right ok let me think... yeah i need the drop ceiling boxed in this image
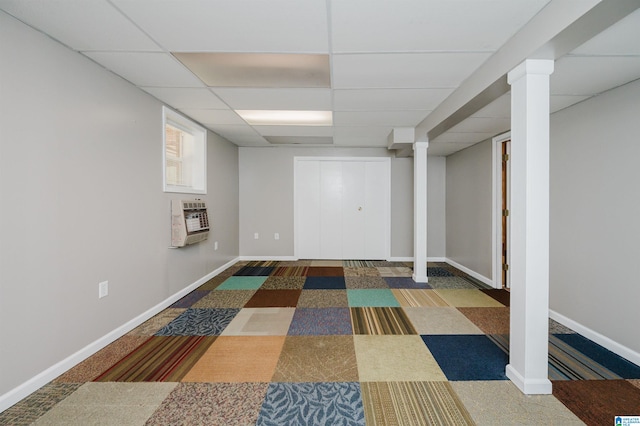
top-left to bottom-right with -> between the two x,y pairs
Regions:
1,0 -> 639,156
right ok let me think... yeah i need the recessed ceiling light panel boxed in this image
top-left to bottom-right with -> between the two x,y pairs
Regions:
237,110 -> 332,126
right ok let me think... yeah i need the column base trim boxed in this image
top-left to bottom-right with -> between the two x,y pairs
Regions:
505,364 -> 553,395
412,274 -> 428,283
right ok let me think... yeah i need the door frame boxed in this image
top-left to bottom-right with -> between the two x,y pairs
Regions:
492,132 -> 511,289
293,156 -> 391,260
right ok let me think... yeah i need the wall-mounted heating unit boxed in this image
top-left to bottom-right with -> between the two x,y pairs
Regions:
171,200 -> 210,247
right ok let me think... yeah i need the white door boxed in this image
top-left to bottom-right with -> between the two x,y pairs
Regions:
295,158 -> 390,260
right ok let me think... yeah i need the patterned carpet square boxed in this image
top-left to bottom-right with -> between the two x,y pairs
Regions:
155,309 -> 239,336
457,307 -> 510,334
354,335 -> 446,382
191,290 -> 256,309
384,277 -> 431,289
344,267 -> 381,277
147,383 -> 269,426
391,289 -> 449,307
307,266 -> 345,276
94,336 -> 216,382
260,276 -> 306,290
361,381 -> 475,426
426,277 -> 478,289
303,276 -> 346,289
345,276 -> 389,289
215,276 -> 268,290
257,382 -> 365,426
181,336 -> 286,382
427,267 -> 454,277
288,307 -> 353,335
350,307 -> 417,335
347,289 -> 400,307
297,289 -> 349,307
221,308 -> 295,336
377,267 -> 413,277
343,260 -> 377,267
244,289 -> 302,308
404,307 -> 483,335
270,266 -> 309,277
272,335 -> 359,382
422,335 -> 509,381
552,380 -> 640,426
169,290 -> 209,308
0,383 -> 82,425
234,266 -> 275,276
127,309 -> 186,336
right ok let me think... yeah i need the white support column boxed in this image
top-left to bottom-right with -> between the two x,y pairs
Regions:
506,59 -> 554,394
413,141 -> 428,283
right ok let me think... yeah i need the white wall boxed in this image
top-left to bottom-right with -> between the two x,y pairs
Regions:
550,78 -> 640,355
445,140 -> 493,279
0,12 -> 239,399
239,147 -> 446,259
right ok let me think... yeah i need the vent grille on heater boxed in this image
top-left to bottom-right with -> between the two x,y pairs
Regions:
171,200 -> 210,247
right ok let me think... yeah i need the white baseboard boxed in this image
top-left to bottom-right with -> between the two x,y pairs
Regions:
0,257 -> 239,413
549,309 -> 640,367
387,257 -> 447,262
444,258 -> 494,287
238,256 -> 298,261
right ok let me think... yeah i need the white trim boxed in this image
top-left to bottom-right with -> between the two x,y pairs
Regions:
238,256 -> 298,261
506,365 -> 552,394
492,131 -> 511,290
549,309 -> 640,367
0,257 -> 239,413
445,258 -> 493,287
387,257 -> 446,262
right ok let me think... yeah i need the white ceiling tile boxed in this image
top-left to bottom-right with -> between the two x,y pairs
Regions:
471,93 -> 510,118
332,53 -> 491,89
213,88 -> 332,110
428,142 -> 476,156
225,136 -> 271,147
207,124 -> 261,139
179,109 -> 246,125
0,0 -> 160,51
142,88 -> 228,109
572,9 -> 640,56
252,126 -> 333,137
265,136 -> 333,145
447,117 -> 511,134
83,52 -> 204,87
552,56 -> 640,95
334,88 -> 452,111
334,111 -> 429,127
333,126 -> 392,146
430,132 -> 496,144
331,0 -> 550,53
110,0 -> 329,52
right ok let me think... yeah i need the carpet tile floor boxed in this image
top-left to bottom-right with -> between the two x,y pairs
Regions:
2,260 -> 640,425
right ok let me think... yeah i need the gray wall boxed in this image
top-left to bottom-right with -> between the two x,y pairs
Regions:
550,78 -> 640,354
239,147 -> 446,259
0,12 -> 239,396
445,140 -> 493,279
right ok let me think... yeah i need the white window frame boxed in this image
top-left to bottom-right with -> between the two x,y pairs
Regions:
162,106 -> 207,194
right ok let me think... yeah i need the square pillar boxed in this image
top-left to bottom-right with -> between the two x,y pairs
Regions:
506,59 -> 554,394
413,141 -> 428,283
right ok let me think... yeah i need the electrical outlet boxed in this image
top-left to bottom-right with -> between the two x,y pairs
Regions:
254,233 -> 259,240
214,241 -> 219,250
274,233 -> 280,240
98,281 -> 109,299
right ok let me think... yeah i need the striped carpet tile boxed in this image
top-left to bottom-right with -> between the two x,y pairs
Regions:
94,336 -> 215,382
246,261 -> 280,267
487,334 -> 621,380
350,307 -> 417,335
361,381 -> 475,426
343,260 -> 376,267
270,266 -> 309,277
391,289 -> 449,307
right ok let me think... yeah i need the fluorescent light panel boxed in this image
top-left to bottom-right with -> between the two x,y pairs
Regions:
238,110 -> 332,126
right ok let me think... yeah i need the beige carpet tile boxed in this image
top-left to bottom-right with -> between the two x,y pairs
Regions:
391,289 -> 450,307
126,309 -> 186,336
354,335 -> 446,382
451,381 -> 584,425
433,289 -> 505,307
190,290 -> 256,308
260,276 -> 306,290
361,381 -> 475,426
181,336 -> 285,383
345,276 -> 389,289
146,382 -> 268,425
297,289 -> 349,307
0,383 -> 82,426
549,319 -> 576,334
344,267 -> 381,277
32,382 -> 176,426
197,275 -> 228,291
55,335 -> 149,382
457,307 -> 510,334
221,308 -> 295,336
629,379 -> 640,389
426,276 -> 479,289
272,335 -> 359,382
377,266 -> 413,277
404,307 -> 484,335
351,307 -> 417,335
310,260 -> 343,267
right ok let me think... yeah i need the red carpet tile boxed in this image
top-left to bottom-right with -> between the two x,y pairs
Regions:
244,289 -> 302,308
307,267 -> 344,277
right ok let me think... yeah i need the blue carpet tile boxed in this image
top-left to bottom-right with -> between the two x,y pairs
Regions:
427,267 -> 454,277
257,382 -> 365,426
169,290 -> 209,308
216,276 -> 268,290
347,289 -> 400,307
234,266 -> 275,276
303,276 -> 347,289
383,277 -> 431,289
287,308 -> 353,335
155,308 -> 239,336
422,334 -> 509,381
